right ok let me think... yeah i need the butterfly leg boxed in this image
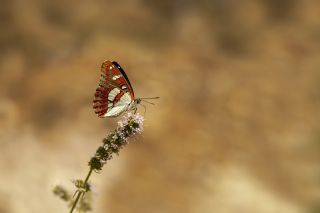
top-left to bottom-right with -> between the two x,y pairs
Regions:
140,104 -> 147,116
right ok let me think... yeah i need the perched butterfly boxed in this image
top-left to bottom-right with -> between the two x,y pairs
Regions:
93,60 -> 159,117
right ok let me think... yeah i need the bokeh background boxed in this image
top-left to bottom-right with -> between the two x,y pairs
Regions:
0,0 -> 320,212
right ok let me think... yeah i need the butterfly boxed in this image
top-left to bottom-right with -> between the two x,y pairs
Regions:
93,60 -> 159,117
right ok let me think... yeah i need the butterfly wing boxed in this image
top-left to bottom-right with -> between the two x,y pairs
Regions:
93,61 -> 135,117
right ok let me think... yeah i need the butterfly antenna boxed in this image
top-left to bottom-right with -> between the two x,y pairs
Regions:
142,99 -> 155,105
141,97 -> 160,100
140,97 -> 159,105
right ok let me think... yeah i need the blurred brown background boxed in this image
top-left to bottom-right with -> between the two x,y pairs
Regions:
0,0 -> 320,212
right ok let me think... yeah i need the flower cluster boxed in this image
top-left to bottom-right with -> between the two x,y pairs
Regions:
89,113 -> 144,172
54,113 -> 145,213
53,185 -> 71,202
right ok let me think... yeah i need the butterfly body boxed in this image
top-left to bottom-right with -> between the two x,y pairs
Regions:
93,61 -> 147,117
93,60 -> 158,118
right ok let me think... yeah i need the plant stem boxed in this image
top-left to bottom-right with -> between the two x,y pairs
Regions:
69,168 -> 93,213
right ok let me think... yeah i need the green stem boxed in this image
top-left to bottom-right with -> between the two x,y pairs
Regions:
69,168 -> 93,213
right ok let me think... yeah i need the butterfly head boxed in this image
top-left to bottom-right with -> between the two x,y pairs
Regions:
131,97 -> 159,115
135,98 -> 142,105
